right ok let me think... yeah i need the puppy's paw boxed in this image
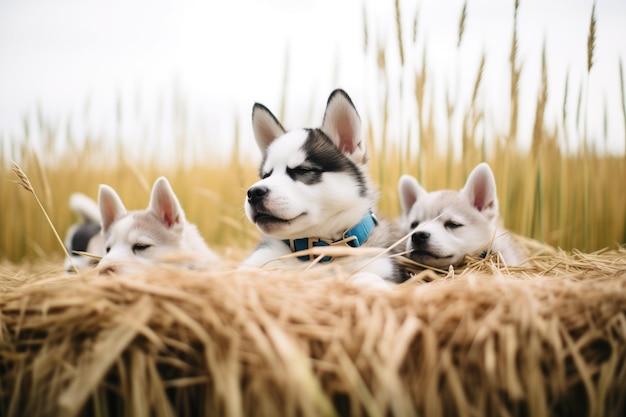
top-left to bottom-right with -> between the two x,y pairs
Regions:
348,272 -> 393,291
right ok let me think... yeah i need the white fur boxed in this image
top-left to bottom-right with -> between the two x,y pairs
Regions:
398,163 -> 525,268
97,177 -> 219,272
69,193 -> 101,224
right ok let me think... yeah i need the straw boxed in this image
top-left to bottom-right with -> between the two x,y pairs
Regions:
0,242 -> 625,417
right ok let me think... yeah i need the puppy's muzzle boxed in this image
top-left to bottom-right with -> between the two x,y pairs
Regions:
247,186 -> 269,205
411,231 -> 430,246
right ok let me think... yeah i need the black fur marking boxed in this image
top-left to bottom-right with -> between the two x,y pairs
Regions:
300,129 -> 368,196
71,222 -> 101,252
286,164 -> 323,184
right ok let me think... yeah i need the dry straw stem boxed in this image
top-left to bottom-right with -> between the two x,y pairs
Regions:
393,0 -> 404,67
457,1 -> 467,48
587,2 -> 597,73
508,0 -> 521,143
619,59 -> 626,148
9,161 -> 78,273
411,6 -> 419,44
531,43 -> 548,156
0,244 -> 625,417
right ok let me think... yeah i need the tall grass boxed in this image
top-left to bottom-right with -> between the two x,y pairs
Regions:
0,1 -> 624,263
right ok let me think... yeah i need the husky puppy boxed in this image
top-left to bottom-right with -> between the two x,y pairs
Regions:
64,193 -> 103,272
242,89 -> 405,283
97,177 -> 219,272
398,163 -> 525,269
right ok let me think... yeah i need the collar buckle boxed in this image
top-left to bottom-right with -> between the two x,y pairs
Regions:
284,211 -> 378,262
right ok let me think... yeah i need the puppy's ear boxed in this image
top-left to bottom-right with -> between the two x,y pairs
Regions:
321,89 -> 366,164
148,177 -> 185,231
252,103 -> 286,155
461,163 -> 499,218
98,185 -> 127,233
398,175 -> 426,215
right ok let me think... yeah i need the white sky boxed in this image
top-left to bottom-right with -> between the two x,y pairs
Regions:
0,0 -> 624,161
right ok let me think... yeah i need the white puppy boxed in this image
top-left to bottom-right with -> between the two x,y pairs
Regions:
398,163 -> 525,268
98,177 -> 219,272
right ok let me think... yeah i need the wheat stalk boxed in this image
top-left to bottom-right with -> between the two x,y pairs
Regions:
393,0 -> 405,67
583,2 -> 597,152
10,161 -> 78,273
576,81 -> 584,139
531,42 -> 548,156
412,6 -> 420,44
562,70 -> 570,150
619,59 -> 626,150
457,1 -> 467,48
508,0 -> 520,143
587,3 -> 596,74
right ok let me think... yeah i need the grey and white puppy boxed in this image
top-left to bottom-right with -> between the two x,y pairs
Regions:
398,163 -> 525,268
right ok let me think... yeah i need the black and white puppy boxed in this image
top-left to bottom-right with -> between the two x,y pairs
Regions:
242,89 -> 405,284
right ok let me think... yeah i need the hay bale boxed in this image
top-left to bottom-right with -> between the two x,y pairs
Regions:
1,247 -> 625,417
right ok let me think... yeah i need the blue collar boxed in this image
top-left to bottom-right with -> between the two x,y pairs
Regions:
283,212 -> 378,262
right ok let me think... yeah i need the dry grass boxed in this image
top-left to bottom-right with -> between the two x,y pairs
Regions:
0,243 -> 625,417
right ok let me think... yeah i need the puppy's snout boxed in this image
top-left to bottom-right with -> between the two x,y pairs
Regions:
247,186 -> 269,204
411,231 -> 430,245
99,265 -> 117,275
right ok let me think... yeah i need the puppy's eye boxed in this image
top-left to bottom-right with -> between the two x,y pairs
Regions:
105,247 -> 111,254
260,169 -> 273,179
445,221 -> 463,229
287,166 -> 318,177
132,243 -> 152,253
410,221 -> 420,229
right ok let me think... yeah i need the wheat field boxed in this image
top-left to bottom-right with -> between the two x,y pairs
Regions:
0,2 -> 624,262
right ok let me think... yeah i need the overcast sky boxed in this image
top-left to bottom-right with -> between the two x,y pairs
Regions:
0,0 -> 624,160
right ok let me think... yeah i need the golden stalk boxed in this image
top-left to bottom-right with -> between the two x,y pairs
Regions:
10,161 -> 79,273
508,0 -> 520,143
619,59 -> 626,149
412,6 -> 420,44
457,1 -> 467,48
587,3 -> 596,74
393,0 -> 405,66
562,70 -> 569,150
531,42 -> 548,157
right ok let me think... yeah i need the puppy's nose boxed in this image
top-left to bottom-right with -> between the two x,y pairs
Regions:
247,186 -> 269,204
99,265 -> 117,275
411,231 -> 430,245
